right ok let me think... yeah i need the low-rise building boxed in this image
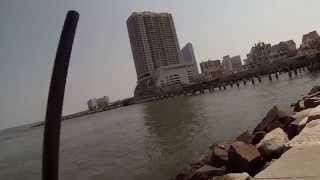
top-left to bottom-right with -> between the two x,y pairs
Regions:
154,64 -> 197,89
298,31 -> 320,56
200,60 -> 223,81
222,55 -> 232,72
269,40 -> 297,62
301,31 -> 320,49
193,73 -> 209,83
230,55 -> 242,72
222,55 -> 242,74
246,42 -> 271,65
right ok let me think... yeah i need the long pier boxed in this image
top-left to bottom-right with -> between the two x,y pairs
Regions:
152,53 -> 320,100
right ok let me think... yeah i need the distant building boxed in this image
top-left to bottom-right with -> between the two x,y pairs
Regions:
301,31 -> 320,49
87,96 -> 109,111
200,60 -> 223,81
269,40 -> 297,62
299,31 -> 320,56
222,55 -> 242,73
230,55 -> 242,72
181,43 -> 197,64
127,11 -> 182,96
284,40 -> 298,56
246,42 -> 271,66
87,98 -> 98,111
193,73 -> 208,83
238,64 -> 252,72
222,55 -> 232,72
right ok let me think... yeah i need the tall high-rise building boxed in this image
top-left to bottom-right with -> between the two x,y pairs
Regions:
127,12 -> 181,82
127,11 -> 183,96
181,42 -> 199,74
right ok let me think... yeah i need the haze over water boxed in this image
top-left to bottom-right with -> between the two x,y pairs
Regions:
1,72 -> 320,180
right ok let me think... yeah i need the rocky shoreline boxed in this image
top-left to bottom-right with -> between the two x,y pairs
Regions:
173,86 -> 320,180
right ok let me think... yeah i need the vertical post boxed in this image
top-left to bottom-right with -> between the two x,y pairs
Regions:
42,11 -> 79,180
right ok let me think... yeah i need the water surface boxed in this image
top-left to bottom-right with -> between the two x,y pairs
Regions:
1,72 -> 320,180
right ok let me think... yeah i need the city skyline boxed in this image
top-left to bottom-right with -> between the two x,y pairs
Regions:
2,0 -> 320,129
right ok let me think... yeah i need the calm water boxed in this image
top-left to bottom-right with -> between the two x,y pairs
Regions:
1,72 -> 320,180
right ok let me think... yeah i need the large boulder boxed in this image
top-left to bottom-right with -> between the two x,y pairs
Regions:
251,131 -> 266,145
210,144 -> 230,167
213,173 -> 252,180
257,128 -> 289,160
288,119 -> 320,147
285,108 -> 313,139
235,131 -> 253,144
253,106 -> 294,134
304,97 -> 320,109
292,100 -> 304,112
292,108 -> 313,121
190,165 -> 226,180
227,141 -> 264,175
285,117 -> 308,139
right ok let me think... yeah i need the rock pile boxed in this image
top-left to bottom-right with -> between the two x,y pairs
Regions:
173,86 -> 320,180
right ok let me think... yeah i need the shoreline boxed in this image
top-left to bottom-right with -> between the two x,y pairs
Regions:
61,69 -> 315,122
173,86 -> 320,180
61,53 -> 320,122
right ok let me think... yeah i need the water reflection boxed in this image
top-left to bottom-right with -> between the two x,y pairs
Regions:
143,97 -> 202,178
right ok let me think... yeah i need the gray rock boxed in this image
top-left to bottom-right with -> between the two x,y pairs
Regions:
228,141 -> 264,175
304,97 -> 320,109
257,128 -> 289,160
307,105 -> 320,122
292,108 -> 312,121
213,172 -> 252,180
251,131 -> 266,145
285,116 -> 308,139
288,119 -> 320,147
293,100 -> 305,112
284,108 -> 313,139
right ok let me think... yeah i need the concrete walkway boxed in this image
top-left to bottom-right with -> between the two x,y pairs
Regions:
255,145 -> 320,179
255,119 -> 320,179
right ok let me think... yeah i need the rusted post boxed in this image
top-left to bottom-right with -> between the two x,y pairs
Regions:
42,11 -> 79,180
288,70 -> 292,78
251,78 -> 255,85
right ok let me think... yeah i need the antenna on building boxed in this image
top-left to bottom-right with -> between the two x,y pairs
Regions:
42,10 -> 79,180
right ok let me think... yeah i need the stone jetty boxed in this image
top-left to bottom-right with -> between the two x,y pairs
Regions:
173,86 -> 320,180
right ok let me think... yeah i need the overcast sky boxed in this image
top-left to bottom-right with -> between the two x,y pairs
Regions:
1,0 -> 320,130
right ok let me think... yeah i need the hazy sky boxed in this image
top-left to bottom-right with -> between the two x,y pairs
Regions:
1,0 -> 320,130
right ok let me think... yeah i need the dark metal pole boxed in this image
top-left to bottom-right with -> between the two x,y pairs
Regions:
42,11 -> 79,180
